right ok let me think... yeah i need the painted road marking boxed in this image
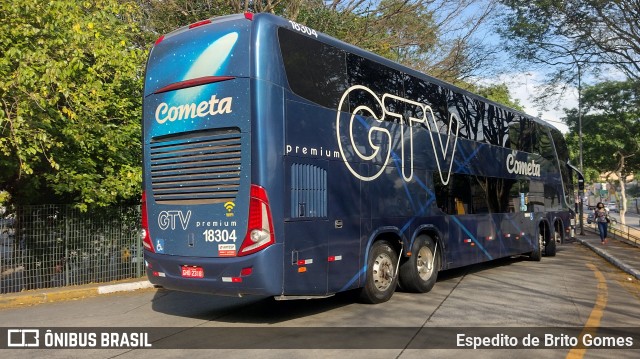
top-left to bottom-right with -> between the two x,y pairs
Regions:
566,263 -> 608,359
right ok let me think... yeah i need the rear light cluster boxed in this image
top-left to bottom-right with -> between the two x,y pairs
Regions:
140,185 -> 275,256
189,19 -> 212,29
238,185 -> 275,256
153,76 -> 235,95
141,191 -> 155,253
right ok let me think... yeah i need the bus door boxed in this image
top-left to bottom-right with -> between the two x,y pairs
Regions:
326,162 -> 366,294
283,158 -> 330,295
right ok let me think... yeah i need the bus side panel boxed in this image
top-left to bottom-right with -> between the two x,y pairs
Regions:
281,98 -> 363,296
282,156 -> 329,296
477,214 -> 501,259
281,151 -> 364,296
326,160 -> 364,294
499,213 -> 531,255
282,221 -> 329,295
446,215 -> 480,268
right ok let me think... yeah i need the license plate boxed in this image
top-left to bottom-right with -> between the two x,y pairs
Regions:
181,266 -> 204,278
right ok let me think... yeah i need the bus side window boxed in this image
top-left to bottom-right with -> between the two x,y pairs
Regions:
454,198 -> 466,215
509,179 -> 531,213
434,173 -> 472,215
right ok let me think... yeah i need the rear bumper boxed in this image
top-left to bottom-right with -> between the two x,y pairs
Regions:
144,243 -> 283,297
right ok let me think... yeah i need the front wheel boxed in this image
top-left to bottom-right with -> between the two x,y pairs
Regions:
359,240 -> 398,304
399,235 -> 440,293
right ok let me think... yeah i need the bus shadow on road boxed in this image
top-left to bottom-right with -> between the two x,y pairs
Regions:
435,255 -> 529,282
150,288 -> 358,324
150,251 -> 569,323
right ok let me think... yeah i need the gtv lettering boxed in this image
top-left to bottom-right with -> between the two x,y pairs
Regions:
336,85 -> 460,185
158,210 -> 192,230
155,95 -> 233,124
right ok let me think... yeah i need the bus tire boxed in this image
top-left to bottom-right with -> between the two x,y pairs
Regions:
545,232 -> 557,257
529,232 -> 543,261
359,240 -> 398,304
553,224 -> 563,245
399,235 -> 439,293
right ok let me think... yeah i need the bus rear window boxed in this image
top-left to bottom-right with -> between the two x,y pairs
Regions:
144,20 -> 250,97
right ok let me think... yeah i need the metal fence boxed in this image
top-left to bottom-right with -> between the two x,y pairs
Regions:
0,205 -> 143,294
584,216 -> 640,247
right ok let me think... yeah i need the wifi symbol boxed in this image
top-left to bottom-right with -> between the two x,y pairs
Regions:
224,201 -> 235,212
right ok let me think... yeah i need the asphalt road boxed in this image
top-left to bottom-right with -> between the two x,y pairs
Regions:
608,211 -> 640,228
1,240 -> 639,358
596,208 -> 640,228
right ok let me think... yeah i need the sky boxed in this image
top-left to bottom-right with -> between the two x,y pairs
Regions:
497,72 -> 574,133
442,0 -> 576,134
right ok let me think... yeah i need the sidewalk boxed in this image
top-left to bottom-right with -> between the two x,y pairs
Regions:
574,227 -> 640,280
1,231 -> 639,310
0,277 -> 153,309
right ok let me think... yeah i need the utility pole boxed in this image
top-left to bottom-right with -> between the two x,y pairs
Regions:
577,61 -> 585,235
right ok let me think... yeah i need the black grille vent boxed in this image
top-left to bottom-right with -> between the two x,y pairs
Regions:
150,129 -> 241,205
291,163 -> 327,218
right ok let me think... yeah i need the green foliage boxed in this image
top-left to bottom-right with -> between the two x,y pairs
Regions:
499,0 -> 640,81
139,0 -> 489,84
0,0 -> 146,208
1,0 -> 500,209
297,0 -> 438,63
136,0 -> 235,37
473,83 -> 524,112
564,80 -> 640,179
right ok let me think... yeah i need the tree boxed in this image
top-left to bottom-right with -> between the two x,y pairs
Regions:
474,83 -> 524,111
0,0 -> 510,209
138,0 -> 501,84
497,0 -> 640,106
0,0 -> 146,209
564,80 -> 640,223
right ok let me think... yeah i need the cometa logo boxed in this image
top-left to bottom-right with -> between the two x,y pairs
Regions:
506,151 -> 541,177
155,95 -> 233,124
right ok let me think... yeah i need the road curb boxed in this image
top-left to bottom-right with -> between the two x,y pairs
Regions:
0,279 -> 153,310
97,280 -> 154,294
575,237 -> 640,280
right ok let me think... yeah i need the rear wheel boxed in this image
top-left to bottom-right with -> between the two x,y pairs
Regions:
553,225 -> 563,245
399,235 -> 440,293
529,232 -> 543,261
359,240 -> 398,304
546,227 -> 560,257
545,234 -> 557,256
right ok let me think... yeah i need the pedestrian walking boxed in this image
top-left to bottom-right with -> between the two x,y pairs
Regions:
594,202 -> 609,244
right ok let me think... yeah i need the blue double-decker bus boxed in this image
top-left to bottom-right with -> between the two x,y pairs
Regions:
141,12 -> 578,303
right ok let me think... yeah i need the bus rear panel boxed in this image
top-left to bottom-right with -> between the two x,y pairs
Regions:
142,14 -> 284,297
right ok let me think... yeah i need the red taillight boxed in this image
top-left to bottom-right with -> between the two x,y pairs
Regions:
153,76 -> 235,95
238,185 -> 275,256
154,35 -> 165,46
141,191 -> 154,253
240,267 -> 253,276
189,19 -> 212,29
244,12 -> 254,20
